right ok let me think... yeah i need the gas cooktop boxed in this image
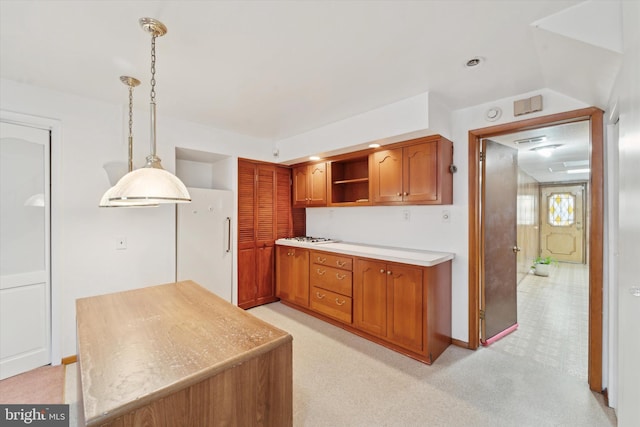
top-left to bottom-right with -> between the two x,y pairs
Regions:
282,236 -> 338,244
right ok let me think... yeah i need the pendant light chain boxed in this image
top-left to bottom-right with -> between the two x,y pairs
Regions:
150,35 -> 157,103
128,83 -> 134,172
147,33 -> 159,162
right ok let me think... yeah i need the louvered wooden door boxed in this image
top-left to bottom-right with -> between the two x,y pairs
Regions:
255,165 -> 276,304
238,160 -> 294,309
238,160 -> 258,308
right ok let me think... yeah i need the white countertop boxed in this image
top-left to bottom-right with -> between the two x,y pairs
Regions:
275,239 -> 454,267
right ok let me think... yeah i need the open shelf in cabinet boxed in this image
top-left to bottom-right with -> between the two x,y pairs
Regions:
330,156 -> 370,205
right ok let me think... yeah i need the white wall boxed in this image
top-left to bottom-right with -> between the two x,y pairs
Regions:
0,78 -> 268,358
608,0 -> 640,424
276,92 -> 451,164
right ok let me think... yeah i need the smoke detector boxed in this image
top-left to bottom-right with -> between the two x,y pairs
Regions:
485,107 -> 502,122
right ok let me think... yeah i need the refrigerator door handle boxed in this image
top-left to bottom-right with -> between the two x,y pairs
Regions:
226,217 -> 232,253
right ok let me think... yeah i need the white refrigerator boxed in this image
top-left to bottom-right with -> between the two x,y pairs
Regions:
177,187 -> 233,302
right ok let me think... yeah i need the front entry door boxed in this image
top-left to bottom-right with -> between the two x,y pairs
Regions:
0,121 -> 51,379
481,140 -> 518,343
540,184 -> 586,263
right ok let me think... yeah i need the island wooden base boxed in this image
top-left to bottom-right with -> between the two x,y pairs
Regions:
79,342 -> 292,427
76,281 -> 292,427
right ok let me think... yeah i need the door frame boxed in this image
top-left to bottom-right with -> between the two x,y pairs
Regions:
1,109 -> 62,366
468,107 -> 604,392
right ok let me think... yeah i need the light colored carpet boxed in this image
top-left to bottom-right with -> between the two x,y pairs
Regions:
248,302 -> 616,427
0,364 -> 65,404
63,267 -> 616,426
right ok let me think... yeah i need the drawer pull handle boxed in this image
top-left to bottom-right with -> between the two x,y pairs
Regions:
380,269 -> 385,274
335,298 -> 346,306
317,269 -> 326,275
336,260 -> 347,267
387,270 -> 392,275
316,292 -> 325,299
317,257 -> 327,263
336,273 -> 346,280
287,252 -> 293,256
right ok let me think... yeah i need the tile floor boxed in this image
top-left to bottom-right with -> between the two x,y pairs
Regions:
492,262 -> 590,380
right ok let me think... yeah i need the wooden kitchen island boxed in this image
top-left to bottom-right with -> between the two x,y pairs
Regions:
76,280 -> 292,427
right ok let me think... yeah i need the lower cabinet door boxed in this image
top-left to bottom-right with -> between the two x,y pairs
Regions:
310,286 -> 352,324
386,264 -> 424,352
256,245 -> 275,302
276,246 -> 309,307
354,259 -> 387,337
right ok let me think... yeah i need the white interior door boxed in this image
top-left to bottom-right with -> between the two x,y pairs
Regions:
0,121 -> 51,380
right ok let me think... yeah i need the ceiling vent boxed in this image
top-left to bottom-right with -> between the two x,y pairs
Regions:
514,95 -> 543,116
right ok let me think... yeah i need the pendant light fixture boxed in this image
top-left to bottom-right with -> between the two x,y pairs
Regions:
109,18 -> 191,205
99,76 -> 158,208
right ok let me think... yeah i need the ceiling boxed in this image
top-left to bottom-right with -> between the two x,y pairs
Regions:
488,120 -> 590,183
0,1 -> 619,140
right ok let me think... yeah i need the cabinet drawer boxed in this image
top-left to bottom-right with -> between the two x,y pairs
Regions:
310,265 -> 352,297
311,251 -> 353,271
310,286 -> 352,324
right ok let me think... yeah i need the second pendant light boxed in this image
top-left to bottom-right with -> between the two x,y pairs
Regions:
108,17 -> 191,206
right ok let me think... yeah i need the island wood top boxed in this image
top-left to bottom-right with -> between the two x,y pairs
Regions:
76,280 -> 292,425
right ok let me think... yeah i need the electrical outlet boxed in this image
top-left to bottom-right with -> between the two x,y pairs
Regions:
402,210 -> 410,221
116,236 -> 127,250
442,210 -> 451,223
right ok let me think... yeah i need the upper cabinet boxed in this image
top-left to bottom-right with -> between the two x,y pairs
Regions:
370,136 -> 453,205
293,163 -> 327,207
329,156 -> 370,206
290,134 -> 454,207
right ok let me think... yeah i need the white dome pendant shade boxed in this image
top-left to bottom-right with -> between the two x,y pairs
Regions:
99,76 -> 158,208
108,17 -> 191,206
108,164 -> 191,204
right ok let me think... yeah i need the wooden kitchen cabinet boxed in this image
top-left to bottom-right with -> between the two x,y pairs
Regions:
276,246 -> 310,307
238,159 -> 293,309
353,259 -> 387,336
354,259 -> 423,352
370,136 -> 453,205
329,156 -> 370,205
276,243 -> 452,364
309,251 -> 353,324
293,162 -> 327,207
386,263 -> 424,353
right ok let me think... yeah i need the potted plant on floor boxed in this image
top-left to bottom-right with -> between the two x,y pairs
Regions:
531,256 -> 557,277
